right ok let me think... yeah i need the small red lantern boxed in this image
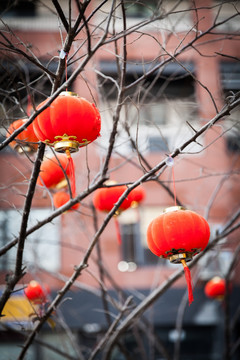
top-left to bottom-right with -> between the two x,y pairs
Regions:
204,277 -> 226,300
147,206 -> 210,305
53,191 -> 80,211
37,154 -> 71,189
6,118 -> 38,153
24,280 -> 48,304
93,181 -> 132,244
93,181 -> 132,215
33,91 -> 101,153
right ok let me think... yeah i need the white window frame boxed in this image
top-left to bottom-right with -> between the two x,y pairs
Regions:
0,208 -> 60,272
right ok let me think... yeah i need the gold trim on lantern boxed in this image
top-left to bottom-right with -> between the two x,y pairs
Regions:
54,140 -> 79,153
131,201 -> 139,208
168,252 -> 193,264
114,209 -> 123,216
104,180 -> 117,186
79,139 -> 91,147
59,91 -> 79,97
55,178 -> 68,190
47,134 -> 91,153
163,206 -> 186,213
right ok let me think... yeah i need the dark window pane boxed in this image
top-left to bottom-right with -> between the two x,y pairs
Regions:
120,222 -> 158,266
124,0 -> 158,18
148,136 -> 169,152
0,0 -> 37,17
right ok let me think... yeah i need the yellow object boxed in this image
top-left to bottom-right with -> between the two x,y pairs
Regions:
1,295 -> 34,322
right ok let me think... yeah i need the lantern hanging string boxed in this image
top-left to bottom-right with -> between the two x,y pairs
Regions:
65,149 -> 76,198
65,55 -> 68,91
59,49 -> 68,91
114,216 -> 122,245
181,259 -> 194,305
166,156 -> 177,206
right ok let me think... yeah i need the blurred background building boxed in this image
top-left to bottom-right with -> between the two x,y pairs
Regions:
0,1 -> 240,359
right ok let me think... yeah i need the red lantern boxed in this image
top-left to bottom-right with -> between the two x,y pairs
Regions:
147,206 -> 210,305
33,91 -> 101,153
6,118 -> 38,153
24,280 -> 48,304
204,277 -> 226,300
93,181 -> 132,214
37,154 -> 71,189
93,181 -> 132,244
128,185 -> 146,208
53,191 -> 80,211
33,91 -> 101,196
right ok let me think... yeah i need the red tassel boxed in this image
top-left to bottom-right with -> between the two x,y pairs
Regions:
181,259 -> 194,305
66,151 -> 76,197
114,216 -> 122,245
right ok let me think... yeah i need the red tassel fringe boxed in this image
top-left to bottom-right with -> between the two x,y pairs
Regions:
181,260 -> 194,305
67,155 -> 76,197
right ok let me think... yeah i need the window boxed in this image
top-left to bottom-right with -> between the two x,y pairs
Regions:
98,61 -> 200,156
0,0 -> 37,17
99,97 -> 199,156
198,249 -> 233,281
226,135 -> 240,153
197,223 -> 233,280
220,62 -> 240,91
148,136 -> 169,152
125,101 -> 168,127
220,63 -> 240,153
117,207 -> 163,270
0,209 -> 60,272
0,0 -> 68,31
212,1 -> 240,32
120,222 -> 144,266
95,1 -> 192,33
123,0 -> 158,18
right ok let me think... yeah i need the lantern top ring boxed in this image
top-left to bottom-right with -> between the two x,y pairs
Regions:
169,252 -> 193,264
59,91 -> 79,97
163,206 -> 186,213
54,140 -> 79,153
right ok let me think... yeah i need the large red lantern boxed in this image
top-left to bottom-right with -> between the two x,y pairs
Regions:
53,191 -> 80,211
24,281 -> 48,304
204,277 -> 226,300
147,206 -> 210,304
33,91 -> 101,197
37,154 -> 71,189
33,91 -> 101,153
6,118 -> 38,153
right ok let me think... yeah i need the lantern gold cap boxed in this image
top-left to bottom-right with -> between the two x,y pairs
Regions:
60,91 -> 79,97
54,140 -> 79,153
210,276 -> 223,283
104,180 -> 117,186
169,252 -> 193,264
55,178 -> 68,190
164,206 -> 186,213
